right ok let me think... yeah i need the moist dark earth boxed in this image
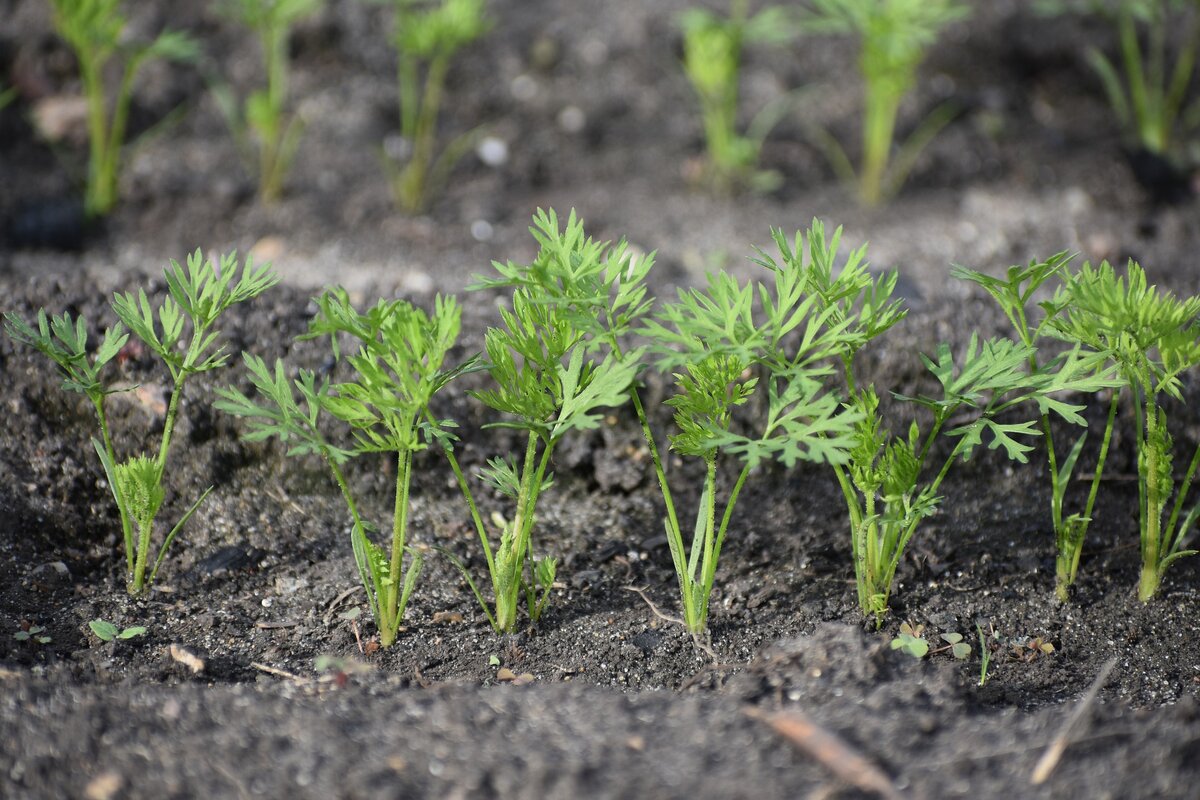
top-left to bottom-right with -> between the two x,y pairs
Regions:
4,1 -> 1200,798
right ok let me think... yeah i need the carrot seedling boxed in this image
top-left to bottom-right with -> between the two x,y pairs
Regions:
954,256 -> 1122,600
1038,0 -> 1200,160
5,252 -> 278,595
679,0 -> 800,193
216,290 -> 470,646
640,223 -> 864,635
434,210 -> 646,633
213,0 -> 324,204
374,0 -> 491,212
803,0 -> 969,205
48,0 -> 198,216
1048,260 -> 1200,600
748,223 -> 1107,623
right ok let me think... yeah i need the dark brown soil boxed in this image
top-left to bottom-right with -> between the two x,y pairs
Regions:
3,2 -> 1200,798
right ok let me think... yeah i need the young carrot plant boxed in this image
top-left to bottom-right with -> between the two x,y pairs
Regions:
214,0 -> 324,204
1048,260 -> 1200,600
215,290 -> 470,647
803,0 -> 969,206
436,210 -> 645,633
641,224 -> 865,635
953,255 -> 1121,600
679,0 -> 799,193
4,252 -> 278,594
1038,0 -> 1200,160
750,222 -> 1108,623
48,0 -> 198,216
374,0 -> 491,212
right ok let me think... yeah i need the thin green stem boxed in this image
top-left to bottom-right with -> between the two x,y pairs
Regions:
697,462 -> 751,627
386,448 -> 414,631
1083,390 -> 1120,525
1164,439 -> 1200,559
79,52 -> 110,217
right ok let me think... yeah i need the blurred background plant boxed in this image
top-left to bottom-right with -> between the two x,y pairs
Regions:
802,0 -> 969,206
47,0 -> 197,217
212,0 -> 324,204
374,0 -> 491,213
1036,0 -> 1199,199
678,0 -> 800,194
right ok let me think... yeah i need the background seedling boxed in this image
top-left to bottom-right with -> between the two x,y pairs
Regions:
373,0 -> 491,212
88,619 -> 146,642
803,0 -> 969,205
217,290 -> 468,647
213,0 -> 324,204
48,0 -> 198,216
438,210 -> 645,633
1048,260 -> 1200,600
678,0 -> 799,193
5,252 -> 278,595
954,256 -> 1122,601
1037,0 -> 1200,163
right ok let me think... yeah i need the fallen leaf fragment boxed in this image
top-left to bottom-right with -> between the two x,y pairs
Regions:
496,667 -> 535,685
746,706 -> 904,800
168,644 -> 206,674
432,611 -> 463,624
84,771 -> 123,800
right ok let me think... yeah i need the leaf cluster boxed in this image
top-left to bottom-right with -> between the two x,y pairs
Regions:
391,0 -> 491,58
1050,260 -> 1200,396
113,250 -> 280,381
2,310 -> 128,405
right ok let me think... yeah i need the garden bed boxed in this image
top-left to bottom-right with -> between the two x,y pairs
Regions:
3,1 -> 1200,798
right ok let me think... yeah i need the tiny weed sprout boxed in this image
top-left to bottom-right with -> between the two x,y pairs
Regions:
977,623 -> 994,685
954,256 -> 1122,601
439,209 -> 647,633
216,290 -> 469,647
1048,260 -> 1200,601
641,221 -> 860,635
803,0 -> 969,206
1038,0 -> 1200,161
5,252 -> 279,595
678,0 -> 799,193
214,0 -> 324,204
935,632 -> 972,660
48,0 -> 198,216
1012,635 -> 1056,662
890,621 -> 928,657
88,619 -> 146,642
374,0 -> 491,212
13,625 -> 51,645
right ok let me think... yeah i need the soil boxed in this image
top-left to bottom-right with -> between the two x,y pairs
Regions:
3,1 -> 1200,798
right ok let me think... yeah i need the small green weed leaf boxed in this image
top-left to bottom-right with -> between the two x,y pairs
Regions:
89,620 -> 119,641
891,632 -> 929,658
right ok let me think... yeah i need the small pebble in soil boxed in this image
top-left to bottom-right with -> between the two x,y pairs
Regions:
470,219 -> 494,241
476,136 -> 509,167
558,105 -> 586,134
509,74 -> 537,102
